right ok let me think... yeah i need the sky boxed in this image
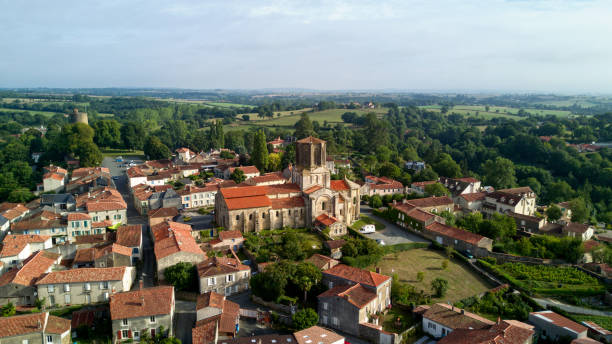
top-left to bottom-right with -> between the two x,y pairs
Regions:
1,0 -> 612,93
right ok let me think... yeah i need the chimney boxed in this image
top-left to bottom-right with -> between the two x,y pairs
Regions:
37,320 -> 42,329
375,267 -> 381,273
139,280 -> 144,290
461,309 -> 465,315
141,295 -> 145,307
497,316 -> 501,325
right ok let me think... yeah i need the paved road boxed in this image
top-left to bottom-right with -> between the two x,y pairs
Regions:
175,300 -> 196,344
533,298 -> 612,316
102,157 -> 155,288
359,205 -> 429,245
176,212 -> 214,231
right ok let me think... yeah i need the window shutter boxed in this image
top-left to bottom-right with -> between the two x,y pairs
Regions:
117,331 -> 122,339
128,330 -> 132,338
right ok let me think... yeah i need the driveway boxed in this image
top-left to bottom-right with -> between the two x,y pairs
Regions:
360,205 -> 429,245
174,300 -> 196,344
176,213 -> 214,231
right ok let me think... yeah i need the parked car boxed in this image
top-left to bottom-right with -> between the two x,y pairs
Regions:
115,156 -> 123,162
460,250 -> 474,259
376,239 -> 386,246
112,176 -> 119,180
359,224 -> 376,234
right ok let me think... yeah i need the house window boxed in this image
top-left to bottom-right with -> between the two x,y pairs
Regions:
132,248 -> 139,254
103,292 -> 109,300
133,331 -> 140,340
63,284 -> 70,292
332,317 -> 339,326
100,281 -> 109,289
64,294 -> 71,304
249,214 -> 252,220
150,316 -> 156,323
227,274 -> 234,282
122,319 -> 129,326
48,285 -> 55,293
322,315 -> 328,324
276,211 -> 279,216
93,216 -> 99,222
262,213 -> 265,219
84,221 -> 88,227
208,277 -> 216,286
323,302 -> 328,310
288,210 -> 291,215
122,330 -> 129,338
46,335 -> 53,343
84,283 -> 91,291
236,215 -> 239,221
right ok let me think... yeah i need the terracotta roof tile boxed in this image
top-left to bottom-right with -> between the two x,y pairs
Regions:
405,196 -> 453,208
116,225 -> 142,247
197,257 -> 249,278
218,230 -> 243,241
0,313 -> 70,338
110,286 -> 174,320
67,212 -> 91,221
153,223 -> 204,260
323,264 -> 390,287
426,222 -> 488,246
270,197 -> 305,209
304,185 -> 323,194
0,234 -> 50,257
315,214 -> 338,226
330,180 -> 350,191
148,207 -> 179,218
325,239 -> 346,250
44,172 -> 65,181
459,192 -> 487,202
36,266 -> 129,285
422,303 -> 494,330
305,254 -> 339,270
318,283 -> 376,308
192,319 -> 217,344
437,320 -> 534,344
229,165 -> 260,175
0,251 -> 60,286
296,136 -> 325,144
530,311 -> 587,335
294,326 -> 344,344
226,195 -> 270,210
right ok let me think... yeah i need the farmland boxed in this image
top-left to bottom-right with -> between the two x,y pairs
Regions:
0,108 -> 63,117
369,248 -> 493,302
419,105 -> 573,118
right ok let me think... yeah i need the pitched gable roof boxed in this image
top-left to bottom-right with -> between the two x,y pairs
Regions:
426,222 -> 489,246
197,257 -> 249,278
422,303 -> 494,330
317,283 -> 376,308
110,286 -> 174,320
0,312 -> 70,338
530,311 -> 587,334
323,264 -> 390,287
0,251 -> 60,286
0,234 -> 50,257
36,267 -> 129,285
116,224 -> 142,247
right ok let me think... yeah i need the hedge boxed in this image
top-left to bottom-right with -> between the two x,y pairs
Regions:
385,242 -> 430,253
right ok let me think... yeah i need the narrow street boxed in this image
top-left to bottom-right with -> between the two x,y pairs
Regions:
533,298 -> 612,316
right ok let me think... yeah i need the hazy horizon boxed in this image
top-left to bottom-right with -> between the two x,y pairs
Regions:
2,0 -> 612,93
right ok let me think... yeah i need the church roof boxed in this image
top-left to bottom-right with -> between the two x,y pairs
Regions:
297,136 -> 325,144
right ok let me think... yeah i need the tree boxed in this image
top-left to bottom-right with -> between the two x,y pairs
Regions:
281,144 -> 296,169
378,162 -> 401,179
76,141 -> 102,167
1,302 -> 16,317
546,204 -> 562,222
230,168 -> 246,184
546,181 -> 574,203
570,198 -> 589,223
425,183 -> 449,197
144,136 -> 171,160
92,119 -> 121,147
292,308 -> 319,330
482,157 -> 516,189
250,264 -> 289,301
441,259 -> 449,270
370,195 -> 383,208
431,278 -> 449,297
121,121 -> 145,150
294,114 -> 315,139
164,262 -> 198,292
268,153 -> 282,171
292,262 -> 322,301
416,271 -> 425,282
433,154 -> 462,178
251,130 -> 268,172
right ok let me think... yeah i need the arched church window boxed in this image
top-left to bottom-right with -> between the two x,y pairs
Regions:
249,214 -> 252,220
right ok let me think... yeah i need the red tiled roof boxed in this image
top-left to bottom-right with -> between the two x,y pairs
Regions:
97,243 -> 133,257
460,192 -> 487,202
323,264 -> 390,287
530,311 -> 587,334
294,326 -> 344,344
197,257 -> 249,278
318,283 -> 376,308
426,222 -> 487,246
110,286 -> 174,320
411,180 -> 437,187
405,196 -> 453,208
36,267 -> 129,285
0,313 -> 70,338
229,165 -> 260,175
304,185 -> 323,194
73,247 -> 96,264
1,203 -> 29,220
153,223 -> 204,260
0,251 -> 60,286
220,186 -> 267,199
267,137 -> 284,145
582,321 -> 612,335
564,222 -> 590,234
265,183 -> 301,195
44,172 -> 65,181
571,338 -> 603,344
306,254 -> 339,270
126,166 -> 146,178
325,239 -> 346,250
226,195 -> 271,210
330,180 -> 349,191
422,303 -> 494,330
437,320 -> 534,344
315,213 -> 338,226
247,172 -> 286,184
0,234 -> 50,257
218,230 -> 243,241
86,201 -> 126,212
270,197 -> 305,209
116,225 -> 142,247
67,212 -> 91,221
92,220 -> 113,228
192,319 -> 217,344
148,207 -> 179,218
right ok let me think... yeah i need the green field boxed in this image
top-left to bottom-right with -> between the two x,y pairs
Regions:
204,102 -> 254,108
0,108 -> 63,117
370,248 -> 493,302
228,107 -> 388,130
101,148 -> 144,158
420,105 -> 573,119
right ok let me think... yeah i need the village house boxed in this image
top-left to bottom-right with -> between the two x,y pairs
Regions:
66,167 -> 113,194
244,172 -> 287,186
176,147 -> 197,162
116,224 -> 143,264
0,251 -> 61,306
0,203 -> 31,235
79,188 -> 127,225
409,180 -> 437,194
152,221 -> 205,280
392,201 -> 445,231
215,137 -> 360,233
361,175 -> 404,197
439,176 -> 482,198
193,291 -> 240,341
306,254 -> 340,271
562,222 -> 594,241
42,165 -> 68,193
179,184 -> 218,209
455,192 -> 487,212
481,187 -> 537,217
425,222 -> 493,257
148,207 -> 178,227
110,285 -> 175,343
418,303 -> 495,339
508,212 -> 546,232
0,234 -> 52,268
10,211 -> 69,244
437,319 -> 535,344
314,213 -> 347,238
72,243 -> 133,268
132,184 -> 180,215
197,257 -> 250,296
582,321 -> 612,344
40,194 -> 76,212
208,230 -> 244,252
0,312 -> 71,344
224,165 -> 260,180
36,266 -> 136,307
216,327 -> 344,344
325,239 -> 346,259
127,166 -> 148,188
529,311 -> 588,342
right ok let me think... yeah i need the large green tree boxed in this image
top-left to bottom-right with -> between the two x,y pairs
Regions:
292,308 -> 319,330
294,114 -> 315,139
251,130 -> 268,172
121,121 -> 145,150
144,136 -> 172,160
93,119 -> 121,147
482,157 -> 516,189
164,262 -> 198,292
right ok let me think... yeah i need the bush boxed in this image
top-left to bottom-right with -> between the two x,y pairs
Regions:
431,278 -> 449,297
183,216 -> 192,222
197,208 -> 208,215
164,262 -> 198,292
292,308 -> 319,330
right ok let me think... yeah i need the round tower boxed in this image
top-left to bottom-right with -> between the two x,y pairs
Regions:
72,108 -> 88,125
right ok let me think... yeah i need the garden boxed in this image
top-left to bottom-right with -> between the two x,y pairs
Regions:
243,227 -> 324,263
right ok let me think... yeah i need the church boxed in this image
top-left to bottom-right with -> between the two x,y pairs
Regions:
214,137 -> 360,236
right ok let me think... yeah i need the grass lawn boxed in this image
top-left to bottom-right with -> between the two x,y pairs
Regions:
382,305 -> 415,333
204,102 -> 254,108
100,148 -> 145,158
0,107 -> 62,117
419,105 -> 573,119
371,248 -> 493,302
351,215 -> 385,231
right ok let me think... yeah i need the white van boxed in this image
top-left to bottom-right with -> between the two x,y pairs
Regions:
360,224 -> 376,234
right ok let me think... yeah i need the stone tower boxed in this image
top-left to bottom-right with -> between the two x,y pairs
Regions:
293,136 -> 331,190
72,108 -> 88,125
